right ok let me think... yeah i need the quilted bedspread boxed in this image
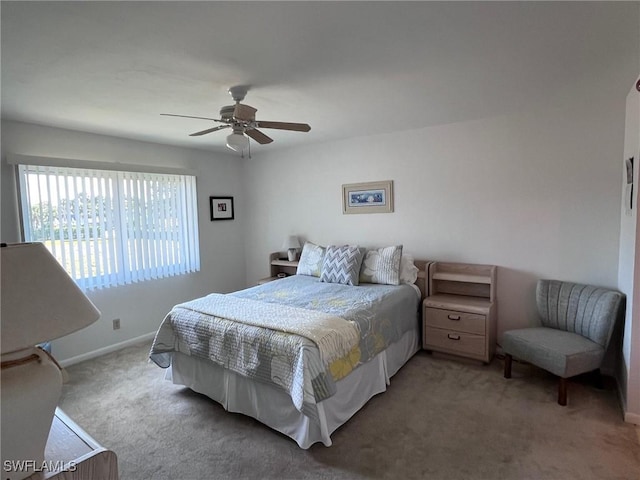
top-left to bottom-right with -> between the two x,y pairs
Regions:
150,275 -> 419,413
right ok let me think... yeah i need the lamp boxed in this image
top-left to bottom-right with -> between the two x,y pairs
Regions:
282,235 -> 301,262
1,243 -> 100,480
226,132 -> 249,153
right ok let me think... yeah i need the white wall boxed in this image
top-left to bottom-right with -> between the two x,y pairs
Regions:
1,121 -> 247,363
617,86 -> 637,374
243,94 -> 627,349
618,78 -> 640,423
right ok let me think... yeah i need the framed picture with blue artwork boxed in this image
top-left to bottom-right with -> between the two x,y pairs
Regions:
342,180 -> 393,214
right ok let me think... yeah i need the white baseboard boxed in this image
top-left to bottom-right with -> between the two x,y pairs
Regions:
624,411 -> 640,426
615,363 -> 640,426
58,331 -> 156,368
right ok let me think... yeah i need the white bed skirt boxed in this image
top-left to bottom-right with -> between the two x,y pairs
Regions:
167,328 -> 419,449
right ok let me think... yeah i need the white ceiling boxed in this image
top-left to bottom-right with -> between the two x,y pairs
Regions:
2,1 -> 638,155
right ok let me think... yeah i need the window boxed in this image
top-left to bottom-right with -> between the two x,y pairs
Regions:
18,164 -> 200,291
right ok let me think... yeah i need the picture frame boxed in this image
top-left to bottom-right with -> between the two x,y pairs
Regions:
342,180 -> 394,214
625,157 -> 634,214
210,196 -> 234,221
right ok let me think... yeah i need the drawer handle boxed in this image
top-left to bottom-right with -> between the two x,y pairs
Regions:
447,314 -> 461,321
447,334 -> 461,341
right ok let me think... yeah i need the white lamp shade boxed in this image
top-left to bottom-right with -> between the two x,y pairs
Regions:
1,242 -> 101,353
226,132 -> 249,152
282,235 -> 301,250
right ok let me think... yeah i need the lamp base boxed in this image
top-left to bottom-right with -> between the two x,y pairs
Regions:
1,347 -> 62,480
287,249 -> 297,262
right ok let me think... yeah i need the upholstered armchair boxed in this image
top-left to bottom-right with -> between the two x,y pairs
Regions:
502,280 -> 624,406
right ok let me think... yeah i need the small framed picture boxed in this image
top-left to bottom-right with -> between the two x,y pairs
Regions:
210,196 -> 234,221
342,180 -> 394,214
626,157 -> 634,213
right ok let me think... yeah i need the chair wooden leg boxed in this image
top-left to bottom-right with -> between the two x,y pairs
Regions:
558,377 -> 567,406
504,354 -> 512,379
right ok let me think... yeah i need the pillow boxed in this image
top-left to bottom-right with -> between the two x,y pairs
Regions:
320,245 -> 364,286
296,242 -> 326,277
359,245 -> 403,285
400,254 -> 419,285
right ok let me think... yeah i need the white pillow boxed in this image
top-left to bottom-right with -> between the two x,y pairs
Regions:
399,254 -> 419,284
296,242 -> 325,277
359,245 -> 403,285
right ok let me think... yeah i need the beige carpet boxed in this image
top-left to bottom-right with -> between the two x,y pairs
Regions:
59,341 -> 640,480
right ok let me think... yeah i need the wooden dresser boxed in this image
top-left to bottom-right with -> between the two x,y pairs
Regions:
422,262 -> 497,364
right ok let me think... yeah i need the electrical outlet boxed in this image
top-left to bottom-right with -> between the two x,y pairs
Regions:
112,318 -> 121,330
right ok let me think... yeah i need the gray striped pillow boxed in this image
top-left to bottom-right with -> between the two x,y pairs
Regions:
320,245 -> 364,286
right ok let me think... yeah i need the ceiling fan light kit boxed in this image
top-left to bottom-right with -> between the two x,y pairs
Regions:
161,86 -> 311,155
226,132 -> 249,152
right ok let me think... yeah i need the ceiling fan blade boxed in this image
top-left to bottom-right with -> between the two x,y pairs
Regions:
233,104 -> 257,122
245,128 -> 273,145
255,121 -> 311,132
189,125 -> 230,137
161,113 -> 225,122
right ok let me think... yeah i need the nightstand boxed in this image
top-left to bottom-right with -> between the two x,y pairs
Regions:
422,262 -> 497,364
257,253 -> 299,285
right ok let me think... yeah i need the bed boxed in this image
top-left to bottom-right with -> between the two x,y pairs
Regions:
150,248 -> 428,448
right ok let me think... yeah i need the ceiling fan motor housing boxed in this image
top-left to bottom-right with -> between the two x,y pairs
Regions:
219,103 -> 257,123
219,105 -> 235,121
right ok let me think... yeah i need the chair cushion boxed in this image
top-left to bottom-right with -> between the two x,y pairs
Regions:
502,327 -> 605,378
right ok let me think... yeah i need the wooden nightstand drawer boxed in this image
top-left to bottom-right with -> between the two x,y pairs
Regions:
423,307 -> 486,335
423,326 -> 486,358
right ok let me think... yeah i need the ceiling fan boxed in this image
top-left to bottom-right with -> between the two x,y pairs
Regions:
161,86 -> 311,156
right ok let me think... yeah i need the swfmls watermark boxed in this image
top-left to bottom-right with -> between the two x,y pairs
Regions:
3,460 -> 77,473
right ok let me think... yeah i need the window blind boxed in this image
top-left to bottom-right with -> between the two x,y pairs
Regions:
18,164 -> 200,291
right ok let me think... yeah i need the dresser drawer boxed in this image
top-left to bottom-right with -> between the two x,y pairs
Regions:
423,307 -> 486,335
423,326 -> 486,358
